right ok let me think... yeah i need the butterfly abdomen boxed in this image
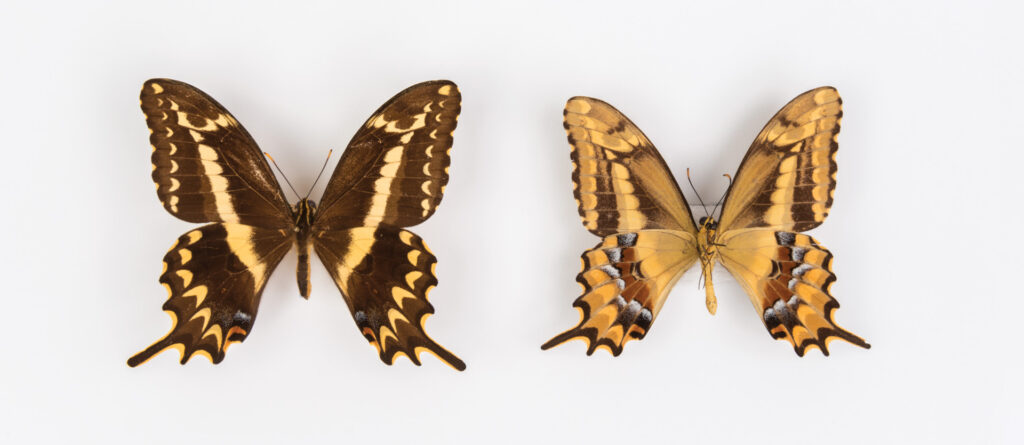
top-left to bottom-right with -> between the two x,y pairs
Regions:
296,246 -> 311,298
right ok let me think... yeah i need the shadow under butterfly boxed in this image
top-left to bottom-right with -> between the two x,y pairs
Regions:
129,78 -> 466,370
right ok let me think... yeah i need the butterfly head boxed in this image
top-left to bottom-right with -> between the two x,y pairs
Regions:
698,216 -> 718,231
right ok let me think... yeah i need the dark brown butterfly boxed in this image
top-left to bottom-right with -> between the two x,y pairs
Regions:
543,88 -> 870,357
129,79 -> 465,370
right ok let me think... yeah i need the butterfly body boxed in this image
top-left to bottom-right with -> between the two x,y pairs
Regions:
544,88 -> 869,357
695,216 -> 721,315
293,198 -> 316,298
130,79 -> 466,370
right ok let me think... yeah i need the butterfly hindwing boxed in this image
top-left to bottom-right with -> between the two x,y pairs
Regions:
313,225 -> 465,370
718,87 -> 842,232
564,97 -> 699,236
142,79 -> 293,229
314,81 -> 460,230
542,230 -> 698,355
718,229 -> 869,355
128,223 -> 291,366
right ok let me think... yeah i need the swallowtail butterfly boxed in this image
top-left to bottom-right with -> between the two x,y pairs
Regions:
543,88 -> 870,357
129,79 -> 465,370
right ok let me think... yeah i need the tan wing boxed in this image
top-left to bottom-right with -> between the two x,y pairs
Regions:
718,229 -> 869,355
717,87 -> 841,233
542,230 -> 698,355
313,225 -> 465,370
313,81 -> 460,231
564,97 -> 698,236
128,223 -> 291,366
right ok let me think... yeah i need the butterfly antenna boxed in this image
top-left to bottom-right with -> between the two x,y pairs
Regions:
305,149 -> 334,199
710,173 -> 733,219
686,168 -> 710,218
264,152 -> 300,200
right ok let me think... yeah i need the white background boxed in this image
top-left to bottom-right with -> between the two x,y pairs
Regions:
2,1 -> 1021,443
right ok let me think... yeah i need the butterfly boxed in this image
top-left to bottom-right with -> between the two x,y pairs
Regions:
542,87 -> 870,357
128,79 -> 466,370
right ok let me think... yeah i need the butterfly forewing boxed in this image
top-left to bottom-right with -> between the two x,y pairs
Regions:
142,79 -> 293,229
314,81 -> 459,230
717,87 -> 841,233
564,97 -> 698,236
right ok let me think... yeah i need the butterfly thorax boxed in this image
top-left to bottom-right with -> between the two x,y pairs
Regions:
293,199 -> 317,298
696,216 -> 720,315
696,216 -> 720,254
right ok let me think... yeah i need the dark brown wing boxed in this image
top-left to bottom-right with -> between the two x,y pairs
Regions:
128,223 -> 291,366
304,81 -> 464,369
142,79 -> 293,229
313,81 -> 460,231
717,87 -> 841,233
564,97 -> 698,237
313,225 -> 465,370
